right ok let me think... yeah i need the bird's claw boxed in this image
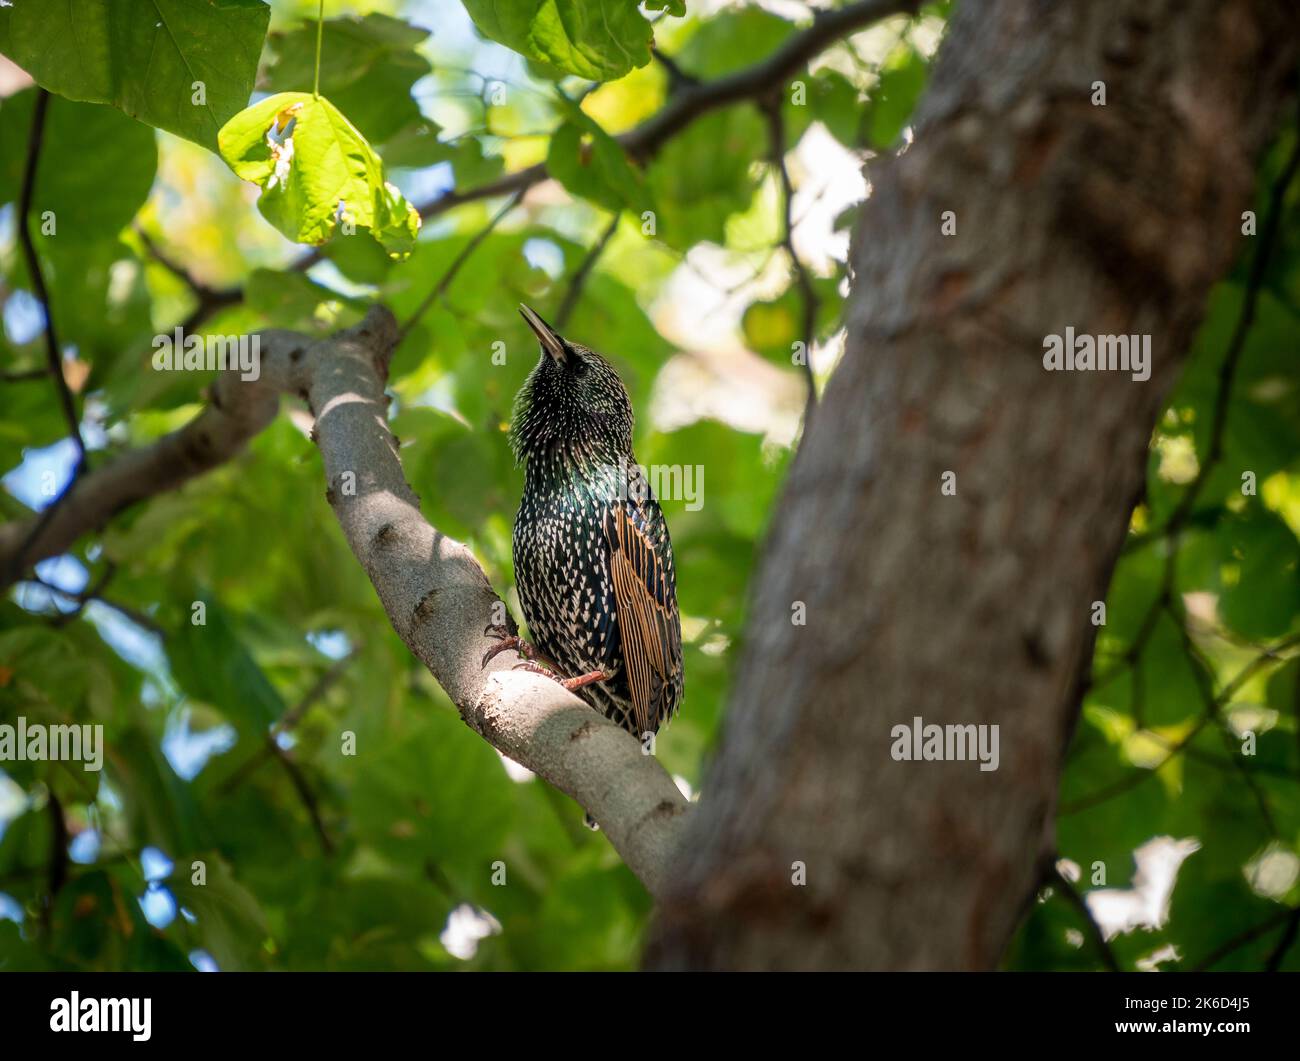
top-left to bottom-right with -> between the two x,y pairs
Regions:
481,636 -> 518,668
512,660 -> 553,677
481,630 -> 544,669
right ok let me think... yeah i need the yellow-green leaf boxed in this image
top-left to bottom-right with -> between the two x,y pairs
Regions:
217,91 -> 420,258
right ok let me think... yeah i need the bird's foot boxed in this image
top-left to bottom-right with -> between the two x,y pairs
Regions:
481,625 -> 542,669
561,670 -> 615,692
511,660 -> 555,677
583,812 -> 600,832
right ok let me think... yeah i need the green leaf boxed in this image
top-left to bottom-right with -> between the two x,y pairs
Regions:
647,106 -> 764,250
1217,509 -> 1300,639
866,43 -> 929,150
741,276 -> 844,364
167,852 -> 271,971
785,71 -> 863,148
546,112 -> 651,214
217,91 -> 421,258
115,725 -> 209,856
460,0 -> 656,81
352,710 -> 517,878
265,13 -> 429,93
245,267 -> 363,329
167,597 -> 286,733
0,91 -> 157,240
678,7 -> 794,79
0,0 -> 270,151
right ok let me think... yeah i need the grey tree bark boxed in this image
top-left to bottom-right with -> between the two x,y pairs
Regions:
646,0 -> 1300,970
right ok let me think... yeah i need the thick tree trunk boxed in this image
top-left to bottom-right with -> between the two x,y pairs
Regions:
647,0 -> 1299,970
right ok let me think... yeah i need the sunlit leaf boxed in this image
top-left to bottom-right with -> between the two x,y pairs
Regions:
460,0 -> 658,81
0,0 -> 270,150
218,91 -> 421,257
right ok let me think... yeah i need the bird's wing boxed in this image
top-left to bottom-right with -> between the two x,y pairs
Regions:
605,502 -> 682,737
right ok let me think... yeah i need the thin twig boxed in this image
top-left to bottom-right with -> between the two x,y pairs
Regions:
652,48 -> 700,92
48,560 -> 115,627
42,789 -> 68,933
398,191 -> 525,343
273,744 -> 334,855
1061,629 -> 1300,815
555,213 -> 620,330
1048,862 -> 1121,972
18,89 -> 84,468
4,90 -> 90,590
764,98 -> 819,420
22,574 -> 166,637
1194,906 -> 1295,971
134,224 -> 238,323
1264,907 -> 1300,971
218,653 -> 354,795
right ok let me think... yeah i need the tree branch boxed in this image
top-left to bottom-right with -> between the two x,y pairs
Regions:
764,99 -> 819,420
398,189 -> 524,342
555,212 -> 620,330
0,329 -> 306,585
1,307 -> 691,895
308,307 -> 690,894
5,88 -> 92,591
1193,905 -> 1296,971
219,652 -> 354,793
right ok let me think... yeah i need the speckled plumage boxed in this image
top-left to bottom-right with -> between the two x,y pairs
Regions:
508,305 -> 683,737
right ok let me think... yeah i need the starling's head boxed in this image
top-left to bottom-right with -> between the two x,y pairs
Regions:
510,304 -> 634,466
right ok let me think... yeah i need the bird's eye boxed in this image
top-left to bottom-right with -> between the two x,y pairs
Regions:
572,357 -> 589,376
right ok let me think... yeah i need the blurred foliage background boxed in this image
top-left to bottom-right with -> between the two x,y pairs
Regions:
0,0 -> 1296,972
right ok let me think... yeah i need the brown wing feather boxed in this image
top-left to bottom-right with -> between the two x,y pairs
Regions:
607,505 -> 679,737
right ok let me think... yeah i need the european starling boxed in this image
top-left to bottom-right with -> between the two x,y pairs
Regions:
485,305 -> 683,742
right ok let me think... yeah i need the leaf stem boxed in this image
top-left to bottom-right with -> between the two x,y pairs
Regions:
313,0 -> 325,99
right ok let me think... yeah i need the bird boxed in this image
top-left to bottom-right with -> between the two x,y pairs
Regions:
484,304 -> 683,746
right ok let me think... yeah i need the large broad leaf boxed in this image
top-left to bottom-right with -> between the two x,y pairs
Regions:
115,725 -> 210,856
218,91 -> 421,258
866,42 -> 930,150
647,106 -> 764,250
351,710 -> 517,888
0,0 -> 270,152
167,853 -> 271,971
546,110 -> 652,214
1216,509 -> 1300,639
460,0 -> 658,81
0,91 -> 157,240
678,6 -> 793,78
167,597 -> 286,734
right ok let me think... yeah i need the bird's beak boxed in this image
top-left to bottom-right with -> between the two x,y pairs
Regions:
519,304 -> 567,364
